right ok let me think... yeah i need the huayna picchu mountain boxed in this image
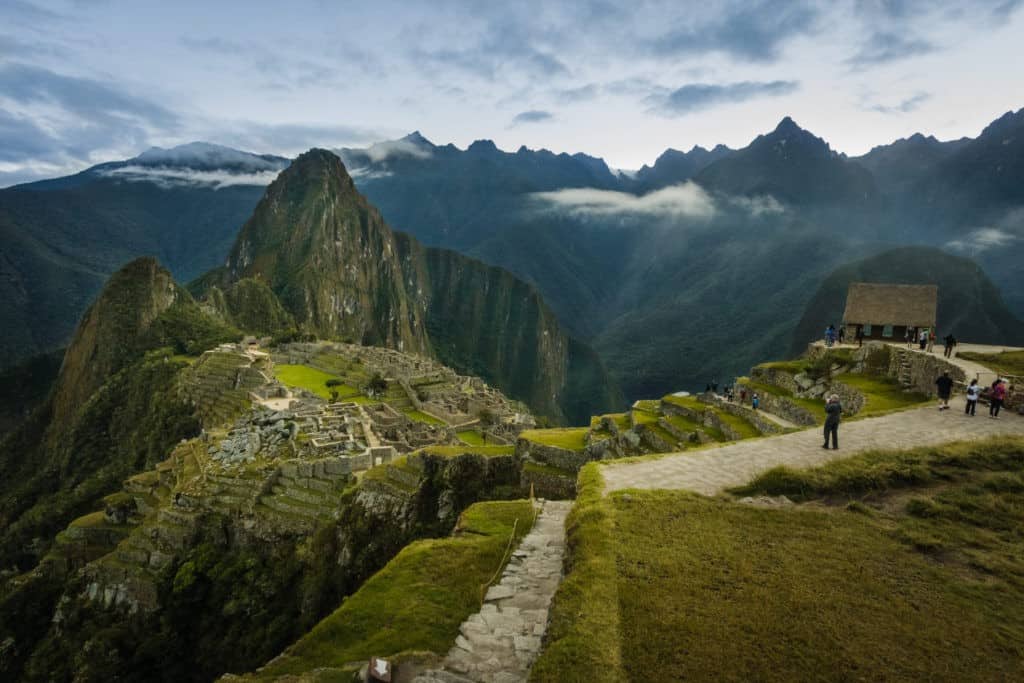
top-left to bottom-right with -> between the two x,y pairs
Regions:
199,148 -> 619,424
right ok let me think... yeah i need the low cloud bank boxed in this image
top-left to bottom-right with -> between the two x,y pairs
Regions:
946,227 -> 1019,253
531,183 -> 717,219
99,165 -> 280,189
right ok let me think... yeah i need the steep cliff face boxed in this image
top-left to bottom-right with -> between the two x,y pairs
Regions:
396,236 -> 619,423
49,257 -> 178,431
211,148 -> 620,422
222,149 -> 430,352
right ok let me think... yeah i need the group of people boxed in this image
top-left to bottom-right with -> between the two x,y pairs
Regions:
903,327 -> 958,357
936,371 -> 1009,418
823,325 -> 846,347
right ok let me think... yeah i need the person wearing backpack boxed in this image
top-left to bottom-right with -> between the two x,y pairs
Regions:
990,379 -> 1007,418
964,378 -> 979,416
935,371 -> 953,411
823,394 -> 841,450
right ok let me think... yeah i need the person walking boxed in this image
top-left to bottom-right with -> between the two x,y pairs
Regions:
855,325 -> 864,348
905,326 -> 914,348
990,379 -> 1007,418
918,328 -> 928,350
838,326 -> 846,344
965,378 -> 980,416
943,333 -> 957,359
823,394 -> 841,449
825,325 -> 836,348
751,393 -> 760,410
927,329 -> 936,353
935,371 -> 953,410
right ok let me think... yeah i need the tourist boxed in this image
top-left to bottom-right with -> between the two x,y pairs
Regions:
855,325 -> 864,348
935,371 -> 953,410
905,326 -> 914,348
838,326 -> 846,344
989,379 -> 1007,419
823,394 -> 841,450
751,393 -> 760,410
824,325 -> 835,347
943,333 -> 957,358
965,378 -> 980,416
740,388 -> 747,403
927,329 -> 936,353
918,328 -> 928,350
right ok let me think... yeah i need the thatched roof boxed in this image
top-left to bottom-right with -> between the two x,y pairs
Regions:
842,283 -> 938,327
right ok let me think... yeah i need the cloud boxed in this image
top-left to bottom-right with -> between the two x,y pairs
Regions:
648,1 -> 820,62
509,110 -> 555,127
361,138 -> 434,163
646,80 -> 799,117
553,84 -> 600,104
97,165 -> 282,189
864,92 -> 931,114
727,194 -> 786,216
211,121 -> 386,156
530,183 -> 717,220
846,31 -> 935,68
946,227 -> 1019,253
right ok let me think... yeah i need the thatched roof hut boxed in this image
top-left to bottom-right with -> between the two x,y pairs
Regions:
842,283 -> 938,328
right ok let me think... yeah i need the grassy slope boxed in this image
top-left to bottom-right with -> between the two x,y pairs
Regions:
534,438 -> 1024,682
835,373 -> 931,416
661,394 -> 759,438
256,500 -> 534,678
958,349 -> 1024,377
519,428 -> 589,451
456,430 -> 486,446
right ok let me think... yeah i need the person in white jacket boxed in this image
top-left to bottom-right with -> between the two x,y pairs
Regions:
964,378 -> 979,416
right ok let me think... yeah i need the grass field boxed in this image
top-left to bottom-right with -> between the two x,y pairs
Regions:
533,438 -> 1024,682
417,444 -> 515,457
835,373 -> 931,417
257,500 -> 534,678
456,430 -> 487,446
519,428 -> 589,451
274,364 -> 360,401
959,349 -> 1024,377
403,409 -> 446,425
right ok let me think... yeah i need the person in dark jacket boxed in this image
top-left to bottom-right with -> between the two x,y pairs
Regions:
823,394 -> 841,449
935,371 -> 953,410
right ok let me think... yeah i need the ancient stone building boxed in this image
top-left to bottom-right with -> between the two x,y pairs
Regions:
842,282 -> 938,342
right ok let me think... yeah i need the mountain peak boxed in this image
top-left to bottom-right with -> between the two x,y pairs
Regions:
131,141 -> 287,172
773,116 -> 802,134
467,139 -> 499,154
979,107 -> 1024,139
402,131 -> 434,147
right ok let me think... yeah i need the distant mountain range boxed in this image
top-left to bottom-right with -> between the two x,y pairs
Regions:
3,109 -> 1023,402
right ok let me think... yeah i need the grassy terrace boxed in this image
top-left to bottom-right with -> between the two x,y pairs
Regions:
416,444 -> 515,457
403,408 -> 446,425
661,394 -> 759,439
630,406 -> 681,447
519,428 -> 589,451
255,500 -> 535,679
740,378 -> 826,424
959,349 -> 1024,377
456,430 -> 487,446
534,438 -> 1024,682
834,373 -> 930,417
274,364 -> 360,400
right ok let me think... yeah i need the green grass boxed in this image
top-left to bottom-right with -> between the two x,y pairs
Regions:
456,430 -> 486,446
256,500 -> 535,677
835,373 -> 931,416
519,428 -> 589,451
731,437 -> 1024,501
660,395 -> 758,439
740,379 -> 825,424
417,445 -> 515,457
958,349 -> 1024,377
273,364 -> 339,400
403,409 -> 446,425
535,438 -> 1024,682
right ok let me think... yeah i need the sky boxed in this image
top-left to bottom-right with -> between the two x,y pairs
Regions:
1,0 -> 1023,186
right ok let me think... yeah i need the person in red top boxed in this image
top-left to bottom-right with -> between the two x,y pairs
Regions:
989,379 -> 1007,419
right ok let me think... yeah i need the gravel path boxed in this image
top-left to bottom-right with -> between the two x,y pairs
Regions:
603,405 -> 1024,495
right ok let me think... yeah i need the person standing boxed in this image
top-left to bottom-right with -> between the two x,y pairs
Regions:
752,393 -> 760,410
919,328 -> 928,350
856,325 -> 864,348
927,329 -> 936,353
838,326 -> 846,344
990,379 -> 1007,418
823,394 -> 841,449
965,378 -> 980,416
935,371 -> 953,410
905,326 -> 914,348
943,333 -> 957,358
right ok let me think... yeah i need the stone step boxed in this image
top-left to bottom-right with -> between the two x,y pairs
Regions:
259,494 -> 327,520
156,507 -> 200,528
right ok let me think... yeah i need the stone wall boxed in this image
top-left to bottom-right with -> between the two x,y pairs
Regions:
702,396 -> 781,435
750,366 -> 800,393
735,381 -> 817,426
